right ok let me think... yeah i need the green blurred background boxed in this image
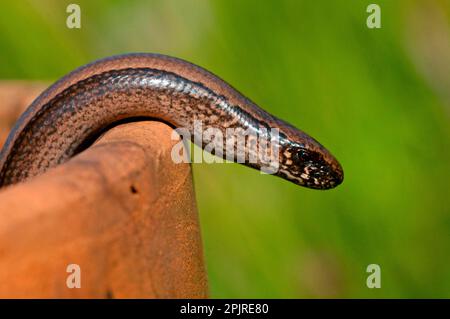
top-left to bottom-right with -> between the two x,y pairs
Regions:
1,0 -> 450,298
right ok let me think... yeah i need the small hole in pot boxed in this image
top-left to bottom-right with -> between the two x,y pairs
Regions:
130,185 -> 138,194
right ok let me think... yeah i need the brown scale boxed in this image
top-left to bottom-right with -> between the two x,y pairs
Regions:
0,54 -> 343,189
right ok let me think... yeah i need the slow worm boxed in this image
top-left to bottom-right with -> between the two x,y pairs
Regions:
0,53 -> 343,189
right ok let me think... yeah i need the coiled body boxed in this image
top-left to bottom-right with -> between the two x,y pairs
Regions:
0,53 -> 343,189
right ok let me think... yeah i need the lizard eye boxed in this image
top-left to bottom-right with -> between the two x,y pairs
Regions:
292,149 -> 308,163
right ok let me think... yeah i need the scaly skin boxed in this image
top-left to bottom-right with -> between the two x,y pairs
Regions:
0,53 -> 343,189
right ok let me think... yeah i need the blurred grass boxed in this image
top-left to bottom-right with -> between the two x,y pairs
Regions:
0,0 -> 449,298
